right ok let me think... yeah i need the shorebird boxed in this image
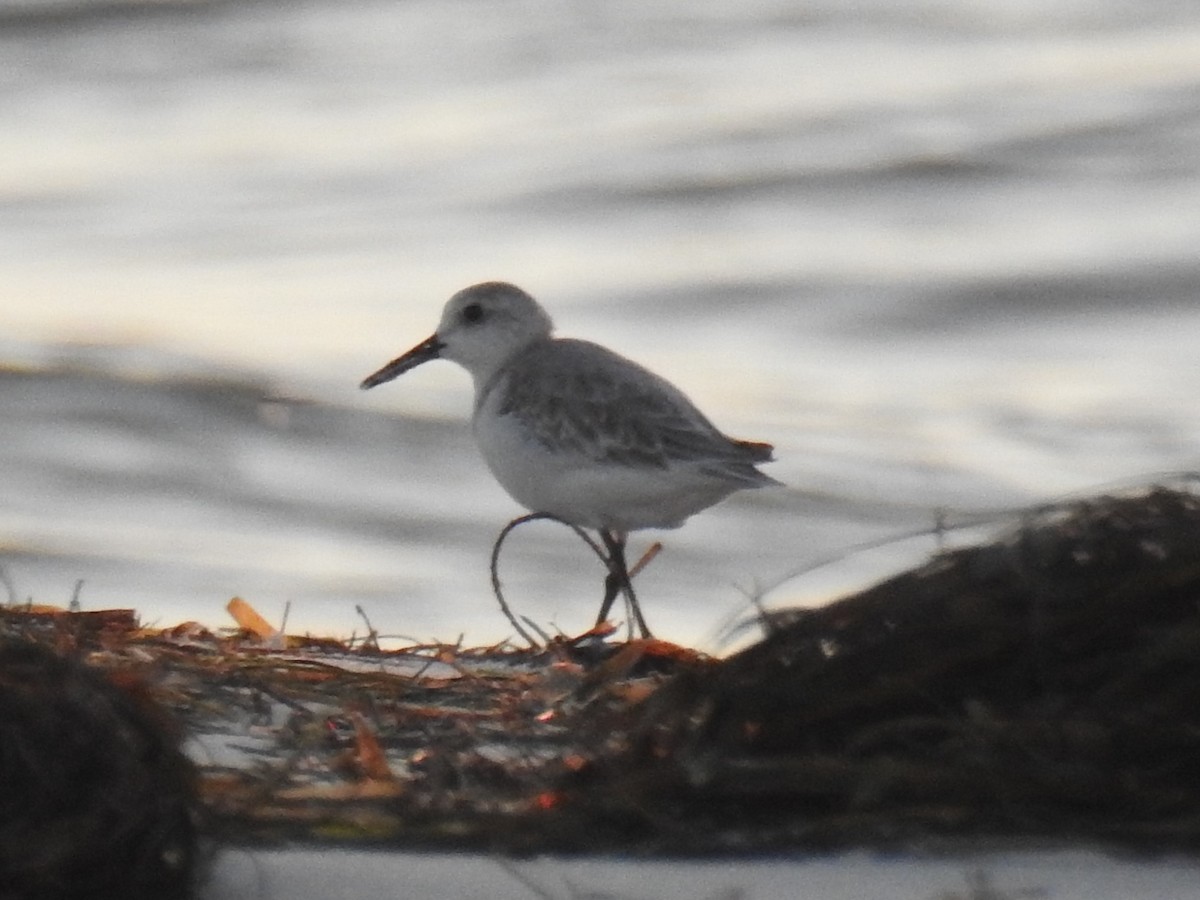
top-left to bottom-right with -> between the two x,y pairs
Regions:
361,281 -> 779,637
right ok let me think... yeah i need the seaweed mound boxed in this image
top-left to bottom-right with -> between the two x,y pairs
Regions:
7,485 -> 1200,857
600,486 -> 1200,849
0,640 -> 200,899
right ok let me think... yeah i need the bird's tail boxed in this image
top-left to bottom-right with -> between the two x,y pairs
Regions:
733,439 -> 775,463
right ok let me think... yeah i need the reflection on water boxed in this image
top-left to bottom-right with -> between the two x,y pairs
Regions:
1,0 -> 1199,647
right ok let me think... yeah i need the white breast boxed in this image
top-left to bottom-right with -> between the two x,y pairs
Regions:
472,388 -> 741,532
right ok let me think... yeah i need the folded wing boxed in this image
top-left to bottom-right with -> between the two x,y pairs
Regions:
495,339 -> 777,486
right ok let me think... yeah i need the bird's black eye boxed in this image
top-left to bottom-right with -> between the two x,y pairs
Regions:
462,302 -> 484,324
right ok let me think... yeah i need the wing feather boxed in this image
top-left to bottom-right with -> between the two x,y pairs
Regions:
493,339 -> 773,481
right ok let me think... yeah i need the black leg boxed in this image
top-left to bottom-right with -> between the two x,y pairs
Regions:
596,529 -> 653,639
595,531 -> 624,627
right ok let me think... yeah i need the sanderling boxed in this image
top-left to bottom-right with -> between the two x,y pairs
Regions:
361,281 -> 780,637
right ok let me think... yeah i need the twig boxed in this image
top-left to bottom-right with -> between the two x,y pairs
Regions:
355,605 -> 380,651
69,579 -> 84,613
520,616 -> 554,645
490,513 -> 609,649
628,542 -> 662,580
0,566 -> 17,606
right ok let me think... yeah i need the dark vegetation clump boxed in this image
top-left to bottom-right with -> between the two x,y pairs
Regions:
575,485 -> 1200,850
0,638 -> 200,900
5,484 -> 1200,858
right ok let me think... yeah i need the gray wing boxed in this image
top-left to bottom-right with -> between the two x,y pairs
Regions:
494,339 -> 776,482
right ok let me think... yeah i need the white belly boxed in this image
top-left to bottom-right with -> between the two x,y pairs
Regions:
471,404 -> 738,532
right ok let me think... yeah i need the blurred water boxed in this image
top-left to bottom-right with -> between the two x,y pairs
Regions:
2,0 -> 1199,648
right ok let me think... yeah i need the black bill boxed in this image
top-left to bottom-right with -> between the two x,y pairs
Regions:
360,334 -> 444,389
